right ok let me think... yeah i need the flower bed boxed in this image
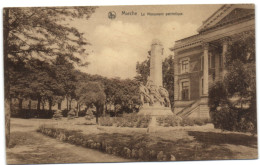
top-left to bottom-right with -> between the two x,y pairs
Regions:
37,125 -> 178,161
157,115 -> 210,127
99,113 -> 151,128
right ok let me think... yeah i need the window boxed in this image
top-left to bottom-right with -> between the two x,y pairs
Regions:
181,81 -> 189,100
181,60 -> 189,73
179,57 -> 190,74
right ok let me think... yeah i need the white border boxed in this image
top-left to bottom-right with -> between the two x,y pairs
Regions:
0,1 -> 258,165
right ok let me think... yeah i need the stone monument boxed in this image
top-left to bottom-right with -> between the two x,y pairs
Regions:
138,39 -> 173,116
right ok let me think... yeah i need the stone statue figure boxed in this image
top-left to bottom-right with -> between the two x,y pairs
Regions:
149,84 -> 164,105
145,78 -> 160,105
159,86 -> 171,107
139,82 -> 153,105
139,79 -> 170,107
145,78 -> 153,89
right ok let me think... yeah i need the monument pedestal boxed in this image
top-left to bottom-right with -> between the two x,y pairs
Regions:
138,104 -> 173,116
138,104 -> 173,133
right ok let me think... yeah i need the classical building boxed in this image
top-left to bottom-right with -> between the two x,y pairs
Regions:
171,4 -> 255,119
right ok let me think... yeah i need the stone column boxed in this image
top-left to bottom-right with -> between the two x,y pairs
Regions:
222,38 -> 229,78
214,52 -> 220,82
173,56 -> 179,101
150,40 -> 163,87
222,42 -> 228,65
203,43 -> 209,96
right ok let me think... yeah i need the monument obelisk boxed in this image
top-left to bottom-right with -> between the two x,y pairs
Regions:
150,39 -> 163,87
138,39 -> 173,116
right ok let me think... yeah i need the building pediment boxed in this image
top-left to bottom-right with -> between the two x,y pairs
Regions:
172,4 -> 255,52
197,4 -> 254,33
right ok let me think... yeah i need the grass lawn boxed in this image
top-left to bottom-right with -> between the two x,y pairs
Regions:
6,117 -> 258,163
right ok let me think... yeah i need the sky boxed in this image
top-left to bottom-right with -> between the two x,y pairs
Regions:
72,5 -> 222,79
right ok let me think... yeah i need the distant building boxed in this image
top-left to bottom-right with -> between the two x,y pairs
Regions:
171,4 -> 255,119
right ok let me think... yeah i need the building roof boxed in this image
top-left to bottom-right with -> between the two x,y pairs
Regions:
171,4 -> 255,51
197,4 -> 254,33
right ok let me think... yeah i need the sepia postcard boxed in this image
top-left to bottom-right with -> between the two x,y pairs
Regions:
3,4 -> 257,164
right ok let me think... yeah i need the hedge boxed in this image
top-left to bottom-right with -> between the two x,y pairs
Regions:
99,113 -> 151,128
37,125 -> 177,161
157,115 -> 211,127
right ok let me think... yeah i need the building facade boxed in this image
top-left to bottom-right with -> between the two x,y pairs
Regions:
171,4 -> 255,119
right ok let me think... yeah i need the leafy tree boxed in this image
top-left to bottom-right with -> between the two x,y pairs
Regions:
32,59 -> 65,111
76,81 -> 106,123
162,55 -> 175,107
9,58 -> 62,116
135,57 -> 150,84
4,7 -> 97,147
53,55 -> 77,111
103,78 -> 140,115
9,59 -> 32,111
74,72 -> 141,116
209,31 -> 256,133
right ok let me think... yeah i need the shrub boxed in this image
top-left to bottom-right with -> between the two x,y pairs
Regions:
11,109 -> 55,119
67,109 -> 76,120
78,110 -> 87,117
53,110 -> 63,120
156,115 -> 183,127
209,81 -> 256,133
61,109 -> 69,117
99,113 -> 151,128
85,110 -> 94,120
99,116 -> 114,126
157,115 -> 210,127
213,105 -> 256,133
193,118 -> 211,126
180,118 -> 194,126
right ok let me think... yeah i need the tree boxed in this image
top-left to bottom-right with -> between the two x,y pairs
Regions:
4,6 -> 97,147
74,73 -> 141,116
28,59 -> 63,111
102,78 -> 141,115
9,58 -> 59,114
135,55 -> 150,84
9,59 -> 32,112
208,31 -> 256,133
76,81 -> 106,124
53,55 -> 77,111
162,55 -> 175,107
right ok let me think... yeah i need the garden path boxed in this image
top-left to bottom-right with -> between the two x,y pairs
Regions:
6,118 -> 134,164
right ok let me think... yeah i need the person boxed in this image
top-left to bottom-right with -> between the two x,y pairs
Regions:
139,82 -> 153,105
149,84 -> 164,105
159,86 -> 171,107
